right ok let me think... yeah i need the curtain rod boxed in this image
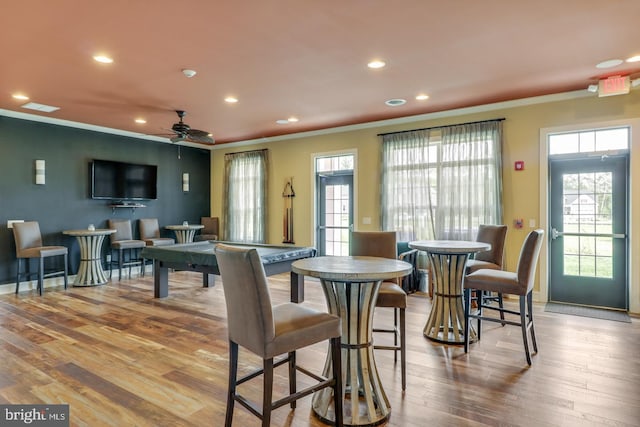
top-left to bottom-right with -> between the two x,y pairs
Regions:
224,148 -> 268,156
377,118 -> 505,137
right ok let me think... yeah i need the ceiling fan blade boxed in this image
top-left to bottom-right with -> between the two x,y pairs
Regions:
170,135 -> 185,143
186,129 -> 215,144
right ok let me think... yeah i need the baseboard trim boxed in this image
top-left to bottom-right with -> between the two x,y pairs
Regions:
0,265 -> 148,295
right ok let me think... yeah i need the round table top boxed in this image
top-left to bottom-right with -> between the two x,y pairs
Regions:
63,228 -> 116,236
292,256 -> 413,282
165,224 -> 205,230
409,240 -> 490,254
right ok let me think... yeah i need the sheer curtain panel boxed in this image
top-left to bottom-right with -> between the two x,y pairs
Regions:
436,121 -> 503,240
381,120 -> 503,241
381,129 -> 437,242
222,149 -> 268,243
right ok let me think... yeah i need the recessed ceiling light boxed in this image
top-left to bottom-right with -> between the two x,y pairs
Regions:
12,94 -> 29,101
415,94 -> 429,101
224,96 -> 238,103
135,118 -> 146,124
21,102 -> 59,113
368,60 -> 386,69
385,98 -> 406,107
627,55 -> 640,63
276,119 -> 289,124
93,55 -> 113,64
596,59 -> 623,69
287,117 -> 299,123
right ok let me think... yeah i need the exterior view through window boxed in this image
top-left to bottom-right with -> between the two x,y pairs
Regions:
548,126 -> 629,309
315,154 -> 354,256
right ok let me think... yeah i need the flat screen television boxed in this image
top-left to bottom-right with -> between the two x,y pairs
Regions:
90,159 -> 158,201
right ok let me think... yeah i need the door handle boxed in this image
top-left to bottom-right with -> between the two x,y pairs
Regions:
550,227 -> 562,240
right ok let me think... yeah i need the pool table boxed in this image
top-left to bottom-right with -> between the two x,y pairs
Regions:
140,241 -> 316,299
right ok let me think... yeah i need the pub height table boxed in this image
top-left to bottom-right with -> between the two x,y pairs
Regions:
62,228 -> 116,286
409,240 -> 490,344
291,256 -> 412,426
165,223 -> 204,243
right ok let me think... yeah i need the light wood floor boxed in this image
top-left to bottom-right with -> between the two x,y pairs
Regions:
1,272 -> 639,427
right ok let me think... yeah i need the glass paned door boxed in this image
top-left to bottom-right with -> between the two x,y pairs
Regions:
549,155 -> 628,309
317,172 -> 353,256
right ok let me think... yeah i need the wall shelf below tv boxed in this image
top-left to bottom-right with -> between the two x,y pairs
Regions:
109,203 -> 146,214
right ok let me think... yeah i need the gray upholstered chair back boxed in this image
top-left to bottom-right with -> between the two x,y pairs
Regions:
474,224 -> 507,267
516,229 -> 544,293
215,244 -> 275,357
13,221 -> 43,256
350,231 -> 398,284
108,219 -> 133,242
139,218 -> 160,239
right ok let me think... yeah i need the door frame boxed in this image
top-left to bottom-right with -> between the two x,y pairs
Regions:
538,118 -> 639,313
310,149 -> 358,251
316,171 -> 354,256
548,154 -> 628,309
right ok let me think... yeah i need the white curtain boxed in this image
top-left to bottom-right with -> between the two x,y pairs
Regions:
222,150 -> 268,242
381,120 -> 503,241
381,129 -> 437,241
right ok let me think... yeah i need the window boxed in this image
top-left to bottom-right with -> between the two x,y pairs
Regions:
223,150 -> 267,242
549,127 -> 629,155
381,121 -> 503,241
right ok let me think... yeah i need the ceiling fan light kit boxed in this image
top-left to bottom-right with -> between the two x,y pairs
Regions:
182,69 -> 197,78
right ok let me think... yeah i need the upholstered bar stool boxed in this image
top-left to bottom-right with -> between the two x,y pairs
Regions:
215,244 -> 343,427
351,230 -> 408,390
194,216 -> 219,241
466,224 -> 508,323
139,218 -> 174,276
464,229 -> 544,365
13,221 -> 68,295
107,219 -> 146,280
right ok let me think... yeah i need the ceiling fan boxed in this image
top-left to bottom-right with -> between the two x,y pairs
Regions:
165,110 -> 214,145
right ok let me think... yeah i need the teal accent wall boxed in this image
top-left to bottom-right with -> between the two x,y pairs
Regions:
0,116 -> 210,284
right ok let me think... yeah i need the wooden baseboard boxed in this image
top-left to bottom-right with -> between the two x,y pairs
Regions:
0,265 -> 149,295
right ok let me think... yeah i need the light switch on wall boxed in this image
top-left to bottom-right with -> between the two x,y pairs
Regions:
529,219 -> 536,228
362,217 -> 371,225
7,220 -> 24,229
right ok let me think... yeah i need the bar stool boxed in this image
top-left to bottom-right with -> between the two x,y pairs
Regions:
108,219 -> 145,280
215,244 -> 343,427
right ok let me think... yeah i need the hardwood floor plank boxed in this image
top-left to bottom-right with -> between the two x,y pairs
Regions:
0,271 -> 638,426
